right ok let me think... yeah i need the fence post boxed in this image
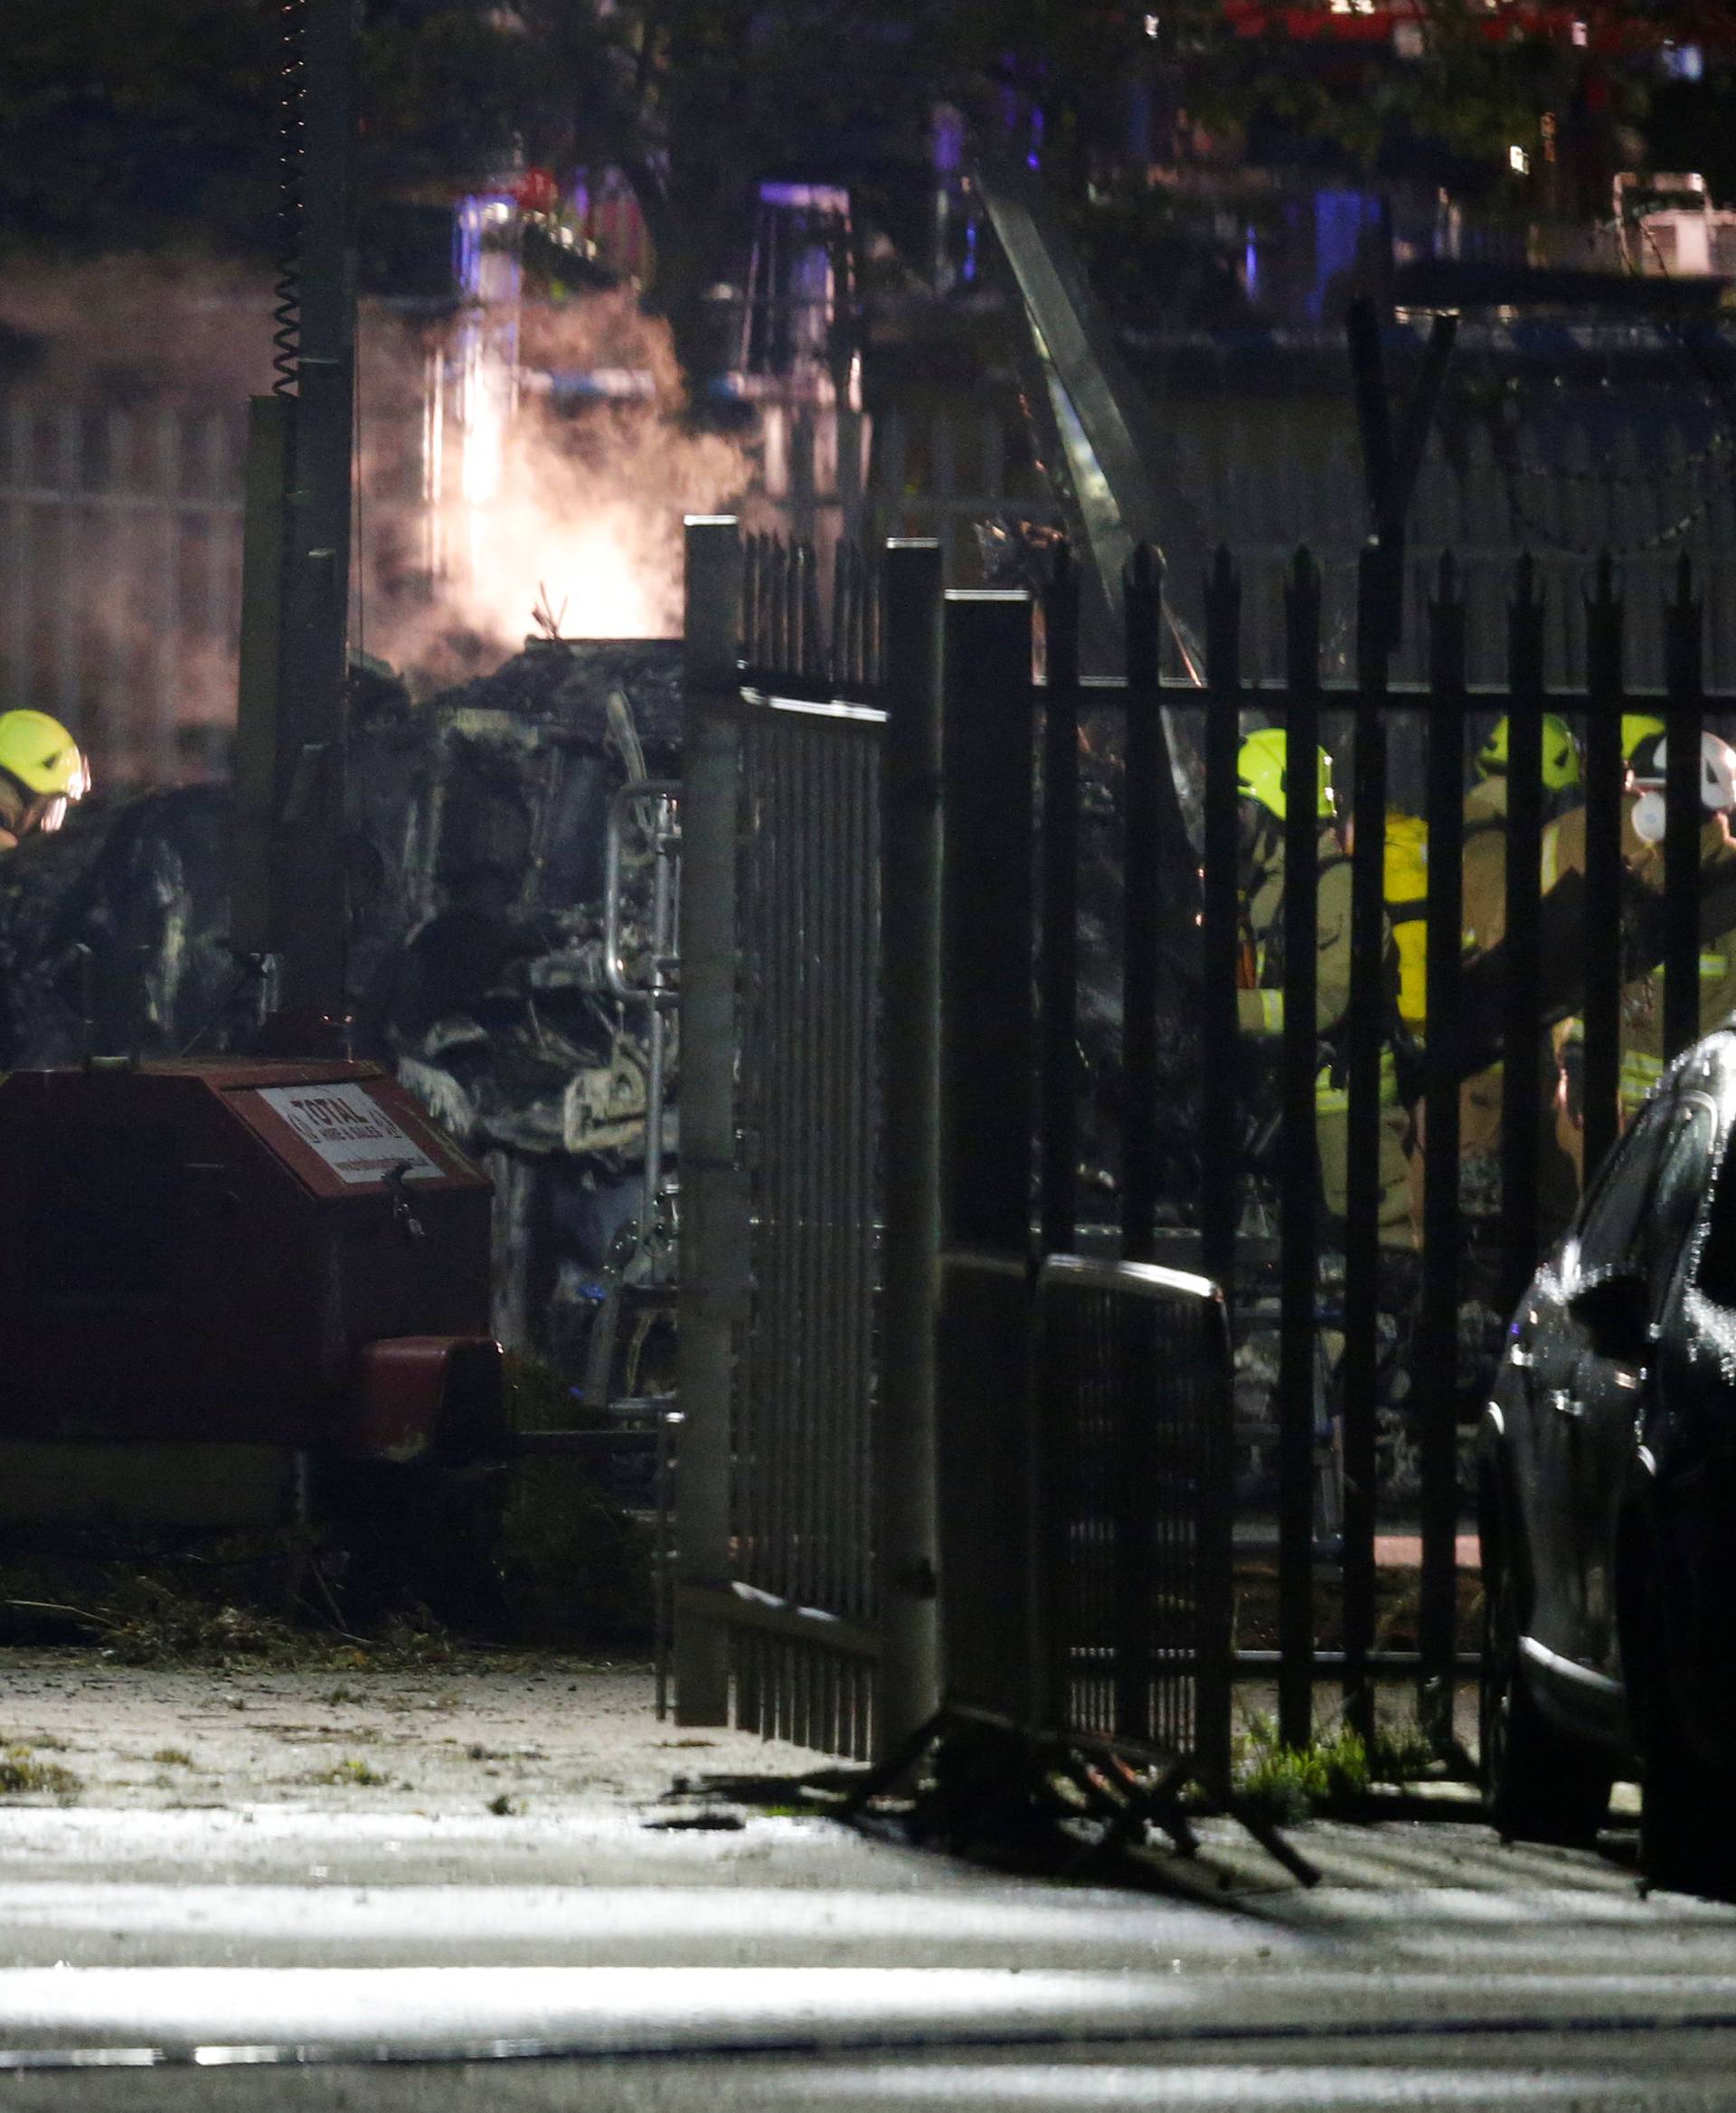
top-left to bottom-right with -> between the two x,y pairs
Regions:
936,589 -> 1036,1722
1279,550 -> 1324,1750
1582,556 -> 1626,1182
153,410 -> 182,787
1123,547 -> 1164,1262
1039,546 -> 1081,1257
231,397 -> 292,957
1419,553 -> 1469,1751
675,514 -> 745,1725
1201,548 -> 1241,1299
877,539 -> 946,1754
1501,556 -> 1546,1319
1335,546 -> 1393,1753
1664,554 -> 1705,1065
941,590 -> 1034,1252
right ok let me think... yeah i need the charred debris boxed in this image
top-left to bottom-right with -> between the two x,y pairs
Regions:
0,639 -> 680,1375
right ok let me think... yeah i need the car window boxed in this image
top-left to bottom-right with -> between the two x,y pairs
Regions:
1642,1096 -> 1717,1312
1574,1094 -> 1677,1277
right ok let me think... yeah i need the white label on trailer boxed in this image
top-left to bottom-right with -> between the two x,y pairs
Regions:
257,1083 -> 442,1185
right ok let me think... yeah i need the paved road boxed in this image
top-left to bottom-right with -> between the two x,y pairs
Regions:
0,1800 -> 1728,2108
0,1656 -> 1729,2108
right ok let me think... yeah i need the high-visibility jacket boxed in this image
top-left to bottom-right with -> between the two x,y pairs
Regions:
1237,832 -> 1411,1241
1383,810 -> 1429,1032
1236,831 -> 1358,1052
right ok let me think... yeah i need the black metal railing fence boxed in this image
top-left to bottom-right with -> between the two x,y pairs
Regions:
675,509 -> 1732,1783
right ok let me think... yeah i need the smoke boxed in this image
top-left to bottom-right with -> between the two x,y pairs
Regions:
0,261 -> 751,785
0,255 -> 274,407
358,289 -> 750,689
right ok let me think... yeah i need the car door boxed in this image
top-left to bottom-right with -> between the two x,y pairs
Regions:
1572,1087 -> 1719,1674
1528,1092 -> 1677,1669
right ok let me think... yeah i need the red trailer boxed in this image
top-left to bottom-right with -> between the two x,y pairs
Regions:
0,1058 -> 503,1537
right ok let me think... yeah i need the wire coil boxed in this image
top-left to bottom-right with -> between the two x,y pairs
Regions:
271,0 -> 307,398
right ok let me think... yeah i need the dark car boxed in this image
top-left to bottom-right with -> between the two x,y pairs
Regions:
1479,1028 -> 1736,1891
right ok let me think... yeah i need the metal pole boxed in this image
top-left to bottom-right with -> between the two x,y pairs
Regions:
231,396 -> 290,957
1039,546 -> 1081,1257
270,0 -> 355,1033
940,591 -> 1034,1254
1123,547 -> 1163,1263
1583,558 -> 1626,1183
1419,555 -> 1469,1753
1200,549 -> 1241,1302
1664,556 -> 1704,1066
675,515 -> 745,1725
1501,562 -> 1545,1320
642,802 -> 673,1223
938,590 -> 1035,1724
1278,553 -> 1323,1750
876,538 -> 946,1754
1334,547 -> 1391,1754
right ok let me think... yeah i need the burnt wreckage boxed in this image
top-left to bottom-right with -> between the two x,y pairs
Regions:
0,640 -> 678,1380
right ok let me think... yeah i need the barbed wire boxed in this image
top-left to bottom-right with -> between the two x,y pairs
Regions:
1493,214 -> 1736,558
1501,415 -> 1732,492
1500,469 -> 1719,560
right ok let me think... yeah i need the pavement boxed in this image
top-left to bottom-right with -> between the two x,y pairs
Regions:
0,1651 -> 1731,2108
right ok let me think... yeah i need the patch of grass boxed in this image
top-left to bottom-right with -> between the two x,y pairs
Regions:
150,1748 -> 193,1768
1368,1717 -> 1439,1783
486,1793 -> 520,1816
317,1758 -> 389,1788
0,1746 -> 81,1801
1233,1715 -> 1372,1826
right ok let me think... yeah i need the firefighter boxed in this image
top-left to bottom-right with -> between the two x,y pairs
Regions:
1461,711 -> 1584,955
1235,725 -> 1343,1034
1458,711 -> 1584,1236
0,712 -> 89,853
1615,728 -> 1736,1120
1234,729 -> 1409,1245
1548,716 -> 1669,1165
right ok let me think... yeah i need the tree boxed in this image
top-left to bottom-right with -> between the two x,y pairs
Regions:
9,0 -> 1731,380
0,0 -> 275,259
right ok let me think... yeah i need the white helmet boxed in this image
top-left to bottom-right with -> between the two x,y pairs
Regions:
1630,731 -> 1736,844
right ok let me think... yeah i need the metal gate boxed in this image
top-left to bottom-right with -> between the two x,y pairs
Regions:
674,521 -> 943,1759
729,688 -> 883,1751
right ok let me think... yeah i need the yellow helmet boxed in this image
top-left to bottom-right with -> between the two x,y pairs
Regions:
1236,727 -> 1334,823
1622,713 -> 1667,777
1477,713 -> 1580,789
0,710 -> 90,835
